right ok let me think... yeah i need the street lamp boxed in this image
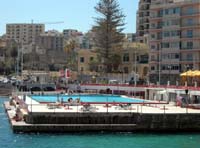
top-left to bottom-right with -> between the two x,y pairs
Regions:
184,65 -> 190,86
134,51 -> 137,87
167,65 -> 171,86
119,69 -> 123,84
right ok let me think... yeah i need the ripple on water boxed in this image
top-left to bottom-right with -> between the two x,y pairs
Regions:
1,98 -> 200,148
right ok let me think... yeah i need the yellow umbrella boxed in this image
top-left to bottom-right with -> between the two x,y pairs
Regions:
193,70 -> 200,77
180,72 -> 187,76
180,70 -> 192,77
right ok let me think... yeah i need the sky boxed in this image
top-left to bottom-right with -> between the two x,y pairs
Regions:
0,0 -> 139,35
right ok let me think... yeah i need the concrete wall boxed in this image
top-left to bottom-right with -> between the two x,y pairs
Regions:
19,112 -> 200,132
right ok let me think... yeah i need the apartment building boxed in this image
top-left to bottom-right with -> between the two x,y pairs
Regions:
6,23 -> 45,45
0,38 -> 6,62
125,33 -> 136,42
149,0 -> 200,84
35,30 -> 66,70
36,30 -> 64,51
136,0 -> 151,43
63,29 -> 81,39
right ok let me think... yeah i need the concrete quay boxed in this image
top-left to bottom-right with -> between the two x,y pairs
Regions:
4,99 -> 200,133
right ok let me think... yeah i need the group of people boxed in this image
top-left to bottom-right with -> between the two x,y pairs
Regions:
67,97 -> 81,104
56,97 -> 81,103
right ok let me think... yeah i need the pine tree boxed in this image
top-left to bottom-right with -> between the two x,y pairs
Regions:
93,0 -> 125,73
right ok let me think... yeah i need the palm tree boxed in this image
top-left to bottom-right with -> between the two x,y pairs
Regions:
64,39 -> 78,71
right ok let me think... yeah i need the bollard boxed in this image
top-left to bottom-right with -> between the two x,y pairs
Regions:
164,105 -> 165,114
186,105 -> 188,114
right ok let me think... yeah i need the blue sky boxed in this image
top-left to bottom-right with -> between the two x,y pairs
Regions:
0,0 -> 139,35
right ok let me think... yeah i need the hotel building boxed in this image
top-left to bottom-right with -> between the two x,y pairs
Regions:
148,0 -> 200,84
136,0 -> 151,43
6,23 -> 45,45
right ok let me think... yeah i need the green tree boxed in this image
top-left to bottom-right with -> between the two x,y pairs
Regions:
64,39 -> 78,71
88,58 -> 99,72
93,0 -> 125,73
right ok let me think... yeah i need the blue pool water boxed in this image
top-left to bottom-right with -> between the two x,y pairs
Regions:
30,94 -> 145,103
1,97 -> 200,148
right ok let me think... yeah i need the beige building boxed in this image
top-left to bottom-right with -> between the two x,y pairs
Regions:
77,43 -> 149,83
121,42 -> 149,81
148,0 -> 200,84
6,23 -> 45,45
77,49 -> 97,75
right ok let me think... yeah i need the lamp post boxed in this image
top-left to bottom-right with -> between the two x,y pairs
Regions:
158,45 -> 161,86
16,43 -> 20,78
168,65 -> 171,86
119,69 -> 123,84
134,51 -> 137,87
80,68 -> 83,84
134,51 -> 137,98
185,65 -> 190,86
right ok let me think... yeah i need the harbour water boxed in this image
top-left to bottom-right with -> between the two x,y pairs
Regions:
1,97 -> 200,148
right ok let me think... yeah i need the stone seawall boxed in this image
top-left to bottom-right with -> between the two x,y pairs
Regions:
20,112 -> 200,132
0,84 -> 12,96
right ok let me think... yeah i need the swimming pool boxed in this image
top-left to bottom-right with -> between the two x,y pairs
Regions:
29,94 -> 145,103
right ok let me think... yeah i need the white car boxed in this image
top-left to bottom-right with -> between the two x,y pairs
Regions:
2,78 -> 9,83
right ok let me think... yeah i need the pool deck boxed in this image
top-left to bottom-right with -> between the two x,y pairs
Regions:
4,94 -> 200,133
19,95 -> 200,114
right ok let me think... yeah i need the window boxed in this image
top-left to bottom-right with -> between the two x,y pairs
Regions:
162,54 -> 168,60
163,31 -> 170,38
187,30 -> 193,38
151,34 -> 155,39
124,67 -> 129,73
151,23 -> 155,28
171,30 -> 180,37
187,19 -> 193,25
165,9 -> 169,15
161,42 -> 170,48
157,32 -> 162,39
174,8 -> 180,14
80,57 -> 84,63
187,53 -> 193,61
151,55 -> 155,61
161,65 -> 166,70
158,10 -> 163,17
151,45 -> 156,50
187,7 -> 194,15
175,54 -> 179,59
171,20 -> 179,26
171,42 -> 180,48
187,42 -> 193,49
157,22 -> 163,28
151,66 -> 155,70
90,57 -> 94,61
123,53 -> 129,62
140,55 -> 148,63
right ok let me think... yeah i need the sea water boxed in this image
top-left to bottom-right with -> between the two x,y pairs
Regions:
1,97 -> 200,148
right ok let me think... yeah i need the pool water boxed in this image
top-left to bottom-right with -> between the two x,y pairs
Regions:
30,94 -> 145,103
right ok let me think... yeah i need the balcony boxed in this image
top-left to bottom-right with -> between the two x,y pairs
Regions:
149,27 -> 162,32
149,16 -> 162,21
181,35 -> 200,39
181,23 -> 200,28
162,25 -> 180,30
181,47 -> 200,50
181,11 -> 200,17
